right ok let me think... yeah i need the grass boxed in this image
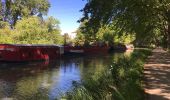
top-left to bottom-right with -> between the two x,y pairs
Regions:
61,49 -> 152,100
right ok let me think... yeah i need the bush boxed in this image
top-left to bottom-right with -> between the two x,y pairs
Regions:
63,49 -> 152,100
0,17 -> 64,44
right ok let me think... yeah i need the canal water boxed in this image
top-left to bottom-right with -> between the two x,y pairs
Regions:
0,51 -> 132,100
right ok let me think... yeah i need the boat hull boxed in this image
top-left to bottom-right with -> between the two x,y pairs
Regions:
0,44 -> 64,62
64,46 -> 110,55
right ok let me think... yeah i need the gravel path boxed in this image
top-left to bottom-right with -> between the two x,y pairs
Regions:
144,48 -> 170,100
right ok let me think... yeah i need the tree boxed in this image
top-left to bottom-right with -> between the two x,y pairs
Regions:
76,20 -> 135,46
45,16 -> 60,32
0,0 -> 50,26
0,16 -> 64,44
74,28 -> 85,46
14,17 -> 63,44
80,0 -> 170,48
0,21 -> 13,43
0,1 -> 3,20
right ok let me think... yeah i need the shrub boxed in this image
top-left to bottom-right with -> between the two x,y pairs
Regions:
63,49 -> 151,100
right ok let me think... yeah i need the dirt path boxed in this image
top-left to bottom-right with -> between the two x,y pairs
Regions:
144,48 -> 170,100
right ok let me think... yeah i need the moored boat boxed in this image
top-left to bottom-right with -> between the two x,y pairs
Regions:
64,46 -> 84,54
0,44 -> 64,62
111,44 -> 134,51
64,45 -> 110,55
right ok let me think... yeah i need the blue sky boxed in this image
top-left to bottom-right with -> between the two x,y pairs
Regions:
48,0 -> 86,34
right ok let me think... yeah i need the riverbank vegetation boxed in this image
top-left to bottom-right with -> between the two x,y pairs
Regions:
1,0 -> 170,49
0,16 -> 64,44
74,23 -> 135,46
62,49 -> 151,100
79,0 -> 170,49
0,0 -> 64,44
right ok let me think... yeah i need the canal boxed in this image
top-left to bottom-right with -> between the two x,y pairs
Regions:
0,51 -> 132,100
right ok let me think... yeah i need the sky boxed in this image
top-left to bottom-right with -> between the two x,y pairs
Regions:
48,0 -> 86,35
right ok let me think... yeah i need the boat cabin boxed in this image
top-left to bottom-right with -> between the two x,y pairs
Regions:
0,44 -> 64,62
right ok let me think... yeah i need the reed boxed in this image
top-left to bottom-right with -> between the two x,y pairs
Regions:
62,49 -> 152,100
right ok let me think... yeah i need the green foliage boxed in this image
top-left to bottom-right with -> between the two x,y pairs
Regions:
74,20 -> 97,46
0,21 -> 10,29
46,16 -> 60,32
63,49 -> 152,100
0,17 -> 64,44
0,0 -> 63,44
101,27 -> 135,44
110,49 -> 151,100
80,0 -> 170,48
0,31 -> 13,43
1,0 -> 50,25
75,23 -> 135,46
0,21 -> 13,43
74,31 -> 85,46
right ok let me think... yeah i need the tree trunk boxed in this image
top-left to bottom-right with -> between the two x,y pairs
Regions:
166,10 -> 170,49
168,23 -> 170,49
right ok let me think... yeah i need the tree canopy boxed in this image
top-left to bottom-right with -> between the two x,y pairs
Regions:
0,0 -> 50,26
0,0 -> 65,45
80,0 -> 170,48
0,16 -> 64,44
75,21 -> 135,46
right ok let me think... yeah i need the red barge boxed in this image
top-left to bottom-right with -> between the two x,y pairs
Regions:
64,45 -> 110,54
0,44 -> 64,62
0,44 -> 112,62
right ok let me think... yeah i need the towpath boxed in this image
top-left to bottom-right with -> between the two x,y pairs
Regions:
144,48 -> 170,100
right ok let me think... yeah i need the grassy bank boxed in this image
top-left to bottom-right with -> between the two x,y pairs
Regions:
62,49 -> 152,100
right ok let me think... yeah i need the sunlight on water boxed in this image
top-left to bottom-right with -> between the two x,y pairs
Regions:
0,52 -> 129,100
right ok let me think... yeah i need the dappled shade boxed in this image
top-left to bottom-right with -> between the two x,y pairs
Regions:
144,49 -> 170,100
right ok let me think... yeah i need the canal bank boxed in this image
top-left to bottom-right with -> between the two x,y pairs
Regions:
144,48 -> 170,100
63,49 -> 151,100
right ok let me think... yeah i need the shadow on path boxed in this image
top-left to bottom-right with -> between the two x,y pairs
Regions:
144,48 -> 170,100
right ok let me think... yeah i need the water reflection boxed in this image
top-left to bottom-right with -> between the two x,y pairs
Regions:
0,53 -> 124,100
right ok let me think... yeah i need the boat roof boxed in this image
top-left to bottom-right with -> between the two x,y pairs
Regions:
0,44 -> 63,47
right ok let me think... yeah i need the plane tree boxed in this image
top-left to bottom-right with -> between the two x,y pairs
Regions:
0,0 -> 50,26
80,0 -> 170,48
